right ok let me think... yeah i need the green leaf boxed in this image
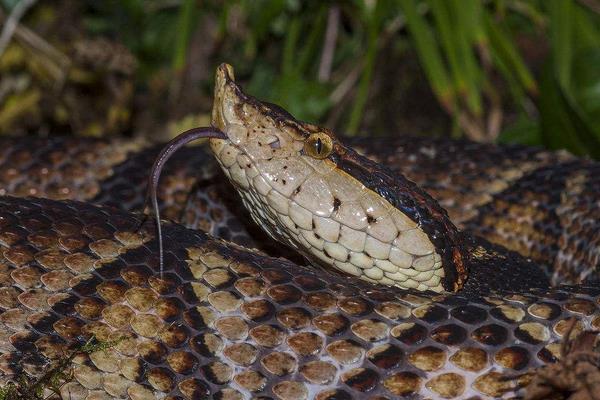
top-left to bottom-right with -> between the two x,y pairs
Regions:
498,115 -> 541,146
398,0 -> 454,109
248,62 -> 331,122
346,0 -> 395,135
448,0 -> 483,115
546,1 -> 600,151
281,16 -> 301,76
172,0 -> 197,71
243,0 -> 287,41
453,0 -> 485,44
538,64 -> 597,157
547,0 -> 572,90
346,33 -> 377,135
297,6 -> 327,75
430,0 -> 467,95
572,3 -> 600,50
572,48 -> 600,125
483,11 -> 537,94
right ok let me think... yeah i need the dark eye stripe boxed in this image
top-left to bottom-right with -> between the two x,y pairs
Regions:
316,138 -> 323,154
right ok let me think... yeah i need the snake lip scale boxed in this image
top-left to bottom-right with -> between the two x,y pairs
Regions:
0,64 -> 598,399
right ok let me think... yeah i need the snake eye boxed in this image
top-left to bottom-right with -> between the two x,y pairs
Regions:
304,132 -> 333,159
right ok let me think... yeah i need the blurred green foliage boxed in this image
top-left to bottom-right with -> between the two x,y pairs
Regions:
2,0 -> 600,157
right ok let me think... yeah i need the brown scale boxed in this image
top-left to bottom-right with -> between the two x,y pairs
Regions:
0,196 -> 598,399
347,136 -> 573,225
0,137 -> 256,251
465,161 -> 600,284
348,136 -> 598,283
0,137 -> 143,200
2,135 -> 598,283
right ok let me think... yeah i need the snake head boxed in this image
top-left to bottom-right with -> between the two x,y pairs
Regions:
210,63 -> 467,292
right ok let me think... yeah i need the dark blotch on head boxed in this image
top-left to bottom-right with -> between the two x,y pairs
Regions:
333,198 -> 341,212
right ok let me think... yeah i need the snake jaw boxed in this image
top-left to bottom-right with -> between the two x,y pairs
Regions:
209,63 -> 468,293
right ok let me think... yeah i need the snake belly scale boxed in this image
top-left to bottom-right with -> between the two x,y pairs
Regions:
0,63 -> 598,399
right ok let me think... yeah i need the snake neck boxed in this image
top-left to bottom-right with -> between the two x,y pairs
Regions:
209,63 -> 468,292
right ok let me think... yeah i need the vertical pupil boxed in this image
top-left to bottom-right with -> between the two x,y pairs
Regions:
316,138 -> 322,154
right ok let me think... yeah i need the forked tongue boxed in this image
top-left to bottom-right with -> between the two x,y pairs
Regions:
143,64 -> 239,274
143,128 -> 228,274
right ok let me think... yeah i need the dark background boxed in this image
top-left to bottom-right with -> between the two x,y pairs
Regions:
1,0 -> 599,158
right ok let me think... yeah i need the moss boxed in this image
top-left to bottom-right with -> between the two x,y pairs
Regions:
0,336 -> 125,400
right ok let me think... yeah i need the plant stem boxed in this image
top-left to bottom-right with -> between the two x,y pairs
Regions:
347,13 -> 378,136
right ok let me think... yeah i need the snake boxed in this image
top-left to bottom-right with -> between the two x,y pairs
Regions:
0,63 -> 598,399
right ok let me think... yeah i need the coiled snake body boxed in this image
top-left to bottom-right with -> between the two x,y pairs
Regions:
0,64 -> 598,399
